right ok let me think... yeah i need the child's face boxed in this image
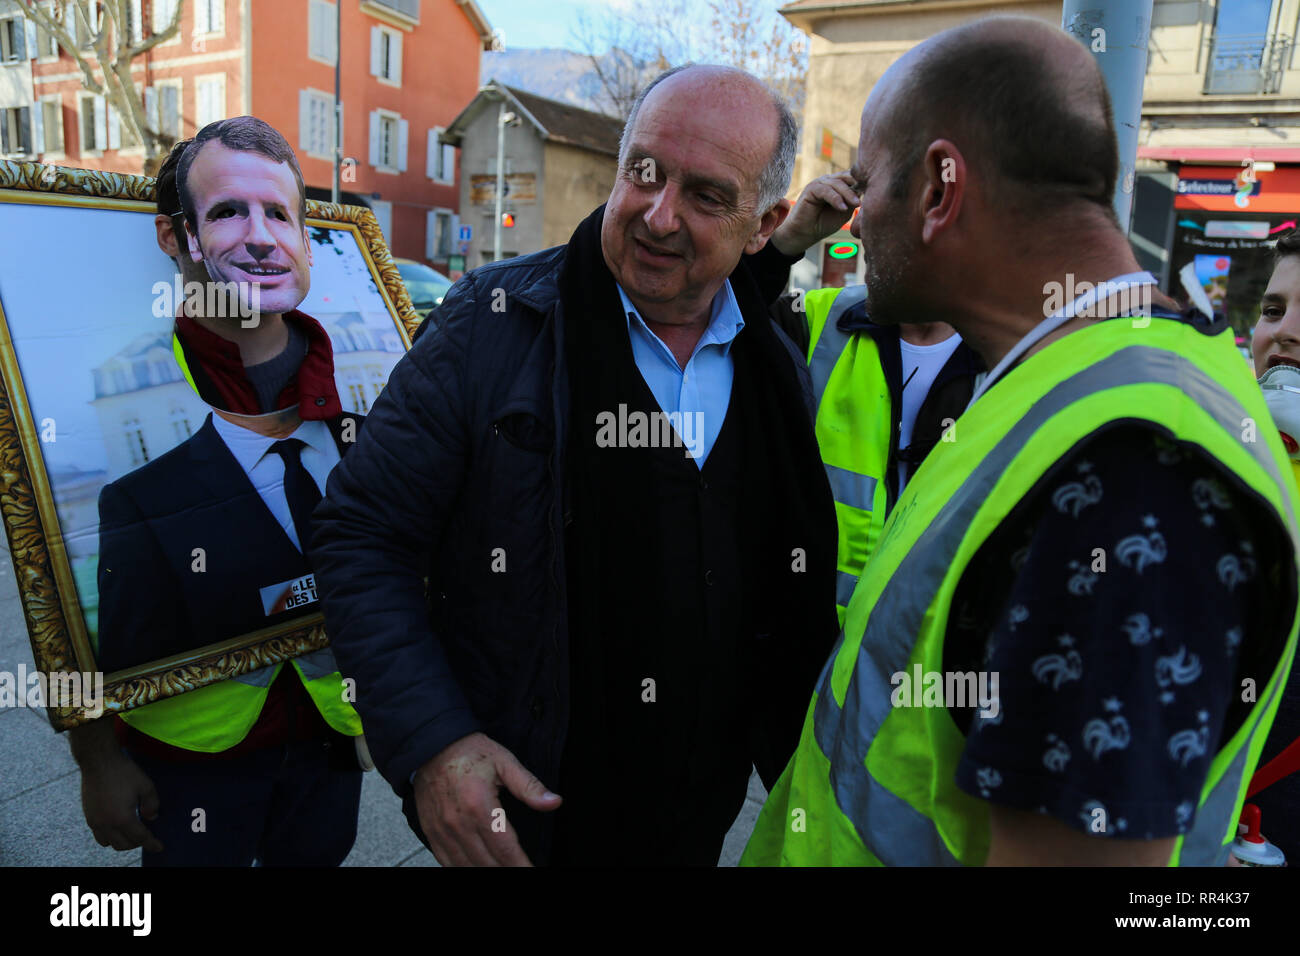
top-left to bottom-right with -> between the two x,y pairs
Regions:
1254,255 -> 1300,378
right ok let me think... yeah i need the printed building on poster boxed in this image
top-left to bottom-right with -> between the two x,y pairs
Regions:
0,0 -> 495,271
780,0 -> 1300,333
87,311 -> 402,484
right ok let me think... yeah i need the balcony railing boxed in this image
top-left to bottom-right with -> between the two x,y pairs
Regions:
365,0 -> 420,24
1204,33 -> 1291,95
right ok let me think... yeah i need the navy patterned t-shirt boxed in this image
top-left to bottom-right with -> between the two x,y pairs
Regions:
945,425 -> 1293,841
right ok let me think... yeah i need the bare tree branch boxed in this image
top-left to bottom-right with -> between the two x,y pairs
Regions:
568,0 -> 806,126
22,0 -> 186,173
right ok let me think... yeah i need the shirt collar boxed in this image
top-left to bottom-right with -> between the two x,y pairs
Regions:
617,280 -> 745,359
210,414 -> 333,472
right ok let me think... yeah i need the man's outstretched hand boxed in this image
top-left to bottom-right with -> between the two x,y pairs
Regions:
770,171 -> 860,257
413,731 -> 561,866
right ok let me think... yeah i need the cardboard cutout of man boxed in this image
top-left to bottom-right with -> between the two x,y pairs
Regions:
70,119 -> 367,868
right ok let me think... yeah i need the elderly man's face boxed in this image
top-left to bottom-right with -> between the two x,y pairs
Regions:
184,141 -> 312,318
602,72 -> 780,318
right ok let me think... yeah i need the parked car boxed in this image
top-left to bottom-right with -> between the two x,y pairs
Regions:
394,258 -> 454,323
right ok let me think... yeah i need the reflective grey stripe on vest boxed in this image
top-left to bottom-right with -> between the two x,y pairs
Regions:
826,464 -> 877,514
232,648 -> 340,689
809,286 -> 868,403
836,570 -> 858,608
293,647 -> 342,681
814,344 -> 1297,865
233,664 -> 277,688
1181,665 -> 1287,865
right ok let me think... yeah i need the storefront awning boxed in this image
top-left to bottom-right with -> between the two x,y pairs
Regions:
1140,146 -> 1300,163
1174,164 -> 1300,212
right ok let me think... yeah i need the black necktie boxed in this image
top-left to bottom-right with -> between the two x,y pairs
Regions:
270,438 -> 322,553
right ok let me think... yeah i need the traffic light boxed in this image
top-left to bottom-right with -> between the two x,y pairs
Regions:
501,212 -> 515,228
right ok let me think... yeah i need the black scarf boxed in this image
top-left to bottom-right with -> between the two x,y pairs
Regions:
559,205 -> 839,803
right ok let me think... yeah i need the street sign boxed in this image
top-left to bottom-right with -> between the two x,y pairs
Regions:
458,240 -> 470,255
457,224 -> 472,241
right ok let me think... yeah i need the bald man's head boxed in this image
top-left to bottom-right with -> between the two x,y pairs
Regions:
619,64 -> 798,212
874,16 -> 1117,220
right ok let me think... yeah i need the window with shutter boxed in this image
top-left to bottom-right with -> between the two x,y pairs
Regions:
196,76 -> 225,129
17,107 -> 30,154
35,4 -> 58,60
126,0 -> 143,44
0,17 -> 20,62
309,0 -> 337,65
0,108 -> 15,154
79,95 -> 98,151
435,211 -> 452,258
194,0 -> 225,36
153,0 -> 179,34
79,1 -> 102,49
373,26 -> 401,83
92,95 -> 107,149
41,99 -> 63,154
380,116 -> 395,168
117,105 -> 139,148
160,84 -> 180,137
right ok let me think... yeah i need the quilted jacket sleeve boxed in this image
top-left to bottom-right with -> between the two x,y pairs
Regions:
310,273 -> 485,796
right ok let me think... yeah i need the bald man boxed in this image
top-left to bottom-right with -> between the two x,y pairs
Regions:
310,65 -> 839,866
743,16 -> 1300,866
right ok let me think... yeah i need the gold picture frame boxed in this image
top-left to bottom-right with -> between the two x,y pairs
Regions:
0,159 -> 421,730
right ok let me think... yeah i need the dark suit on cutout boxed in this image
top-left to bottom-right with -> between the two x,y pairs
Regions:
95,411 -> 362,673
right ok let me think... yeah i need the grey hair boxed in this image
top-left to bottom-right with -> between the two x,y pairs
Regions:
618,64 -> 798,213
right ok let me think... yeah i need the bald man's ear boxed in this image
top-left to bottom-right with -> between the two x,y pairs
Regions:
918,140 -> 965,247
746,197 -> 791,256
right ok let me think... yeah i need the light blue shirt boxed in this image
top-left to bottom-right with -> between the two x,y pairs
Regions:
617,281 -> 744,467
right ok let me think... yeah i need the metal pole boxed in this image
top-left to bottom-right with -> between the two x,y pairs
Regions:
1062,0 -> 1153,232
493,100 -> 506,262
331,0 -> 341,205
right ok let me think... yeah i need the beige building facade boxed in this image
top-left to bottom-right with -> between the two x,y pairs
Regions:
441,82 -> 622,270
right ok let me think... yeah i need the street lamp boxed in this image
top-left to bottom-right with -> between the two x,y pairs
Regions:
494,103 -> 520,262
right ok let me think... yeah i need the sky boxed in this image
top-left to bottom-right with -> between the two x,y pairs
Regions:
476,0 -> 613,52
475,0 -> 789,53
